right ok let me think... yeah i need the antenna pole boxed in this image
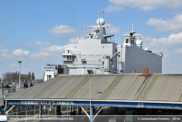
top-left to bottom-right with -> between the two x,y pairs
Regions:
132,22 -> 133,32
115,34 -> 116,43
120,32 -> 121,44
103,8 -> 104,19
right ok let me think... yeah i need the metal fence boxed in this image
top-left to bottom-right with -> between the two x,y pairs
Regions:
0,88 -> 28,98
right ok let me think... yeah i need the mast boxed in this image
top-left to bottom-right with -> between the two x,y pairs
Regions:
103,8 -> 104,19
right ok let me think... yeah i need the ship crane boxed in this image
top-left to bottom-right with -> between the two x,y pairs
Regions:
104,51 -> 120,73
105,51 -> 120,61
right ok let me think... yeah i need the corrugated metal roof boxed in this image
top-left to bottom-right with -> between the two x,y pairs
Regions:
7,77 -> 59,99
137,75 -> 160,101
66,75 -> 117,100
42,75 -> 87,99
99,75 -> 125,100
5,74 -> 182,103
168,75 -> 182,102
105,75 -> 138,100
123,76 -> 146,100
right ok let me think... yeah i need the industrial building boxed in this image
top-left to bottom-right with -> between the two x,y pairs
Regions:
1,70 -> 182,121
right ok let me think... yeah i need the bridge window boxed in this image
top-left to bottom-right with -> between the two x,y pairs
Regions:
126,38 -> 129,43
62,55 -> 73,61
67,56 -> 72,61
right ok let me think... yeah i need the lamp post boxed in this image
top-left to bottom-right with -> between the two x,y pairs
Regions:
87,70 -> 93,122
18,61 -> 22,89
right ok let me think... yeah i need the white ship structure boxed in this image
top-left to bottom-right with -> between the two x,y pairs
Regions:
43,17 -> 163,80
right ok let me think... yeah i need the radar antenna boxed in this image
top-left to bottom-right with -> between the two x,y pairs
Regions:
103,8 -> 104,19
132,22 -> 133,32
122,22 -> 142,37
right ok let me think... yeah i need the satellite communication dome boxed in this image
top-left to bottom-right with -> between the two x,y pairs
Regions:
96,18 -> 105,25
136,39 -> 142,46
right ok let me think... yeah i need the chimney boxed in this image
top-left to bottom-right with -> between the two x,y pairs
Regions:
139,68 -> 148,76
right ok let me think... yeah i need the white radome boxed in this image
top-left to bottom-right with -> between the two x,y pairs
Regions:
96,18 -> 105,25
136,39 -> 142,46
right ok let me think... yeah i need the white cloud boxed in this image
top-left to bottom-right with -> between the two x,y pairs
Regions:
68,37 -> 85,44
34,41 -> 51,47
0,43 -> 65,79
74,28 -> 90,38
106,25 -> 120,34
146,13 -> 182,31
0,64 -> 16,68
107,0 -> 182,11
30,43 -> 64,59
1,53 -> 12,58
0,44 -> 8,54
0,45 -> 11,58
143,32 -> 182,48
69,38 -> 78,44
30,52 -> 50,58
105,5 -> 123,12
0,34 -> 7,38
35,41 -> 43,45
174,48 -> 182,54
9,64 -> 16,67
41,45 -> 64,53
31,64 -> 36,66
0,48 -> 8,54
46,25 -> 74,35
18,42 -> 31,47
13,49 -> 29,56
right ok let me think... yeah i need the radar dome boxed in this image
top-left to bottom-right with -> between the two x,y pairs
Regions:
136,39 -> 143,48
136,39 -> 142,45
96,18 -> 105,25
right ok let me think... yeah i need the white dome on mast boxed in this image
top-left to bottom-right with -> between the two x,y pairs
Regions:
136,38 -> 143,48
96,18 -> 105,25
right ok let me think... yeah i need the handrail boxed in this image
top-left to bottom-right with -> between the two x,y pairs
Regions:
0,87 -> 31,98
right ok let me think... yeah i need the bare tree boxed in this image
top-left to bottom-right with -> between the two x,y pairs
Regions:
2,71 -> 29,83
28,71 -> 31,81
32,72 -> 35,81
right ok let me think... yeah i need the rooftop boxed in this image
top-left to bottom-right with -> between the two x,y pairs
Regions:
5,74 -> 182,103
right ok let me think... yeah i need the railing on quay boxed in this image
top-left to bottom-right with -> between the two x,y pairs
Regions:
0,88 -> 26,98
0,76 -> 59,98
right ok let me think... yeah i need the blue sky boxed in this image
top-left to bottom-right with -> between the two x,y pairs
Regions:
0,0 -> 182,79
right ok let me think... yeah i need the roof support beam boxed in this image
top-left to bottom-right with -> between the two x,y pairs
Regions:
79,106 -> 90,120
93,107 -> 103,121
5,105 -> 15,114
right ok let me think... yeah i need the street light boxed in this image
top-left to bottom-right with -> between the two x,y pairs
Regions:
18,61 -> 22,89
87,70 -> 93,122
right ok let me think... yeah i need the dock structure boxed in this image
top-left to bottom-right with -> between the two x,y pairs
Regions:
1,73 -> 182,121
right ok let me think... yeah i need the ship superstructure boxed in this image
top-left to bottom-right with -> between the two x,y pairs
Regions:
61,18 -> 163,75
